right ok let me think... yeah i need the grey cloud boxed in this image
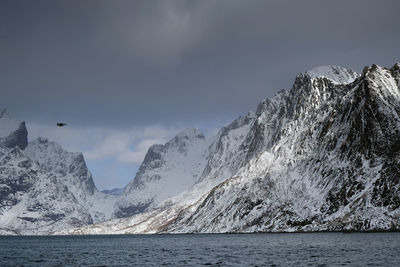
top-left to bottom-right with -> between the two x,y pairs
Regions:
0,0 -> 399,129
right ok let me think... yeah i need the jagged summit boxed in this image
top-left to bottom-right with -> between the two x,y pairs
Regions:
306,65 -> 359,84
25,137 -> 95,193
359,63 -> 400,101
167,128 -> 205,153
0,113 -> 117,234
0,109 -> 28,150
174,128 -> 205,140
114,127 -> 210,218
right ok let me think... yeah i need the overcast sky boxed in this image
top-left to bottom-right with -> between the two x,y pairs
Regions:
1,0 -> 399,189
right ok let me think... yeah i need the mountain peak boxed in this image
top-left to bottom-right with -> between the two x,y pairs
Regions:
174,128 -> 205,140
0,109 -> 28,149
306,65 -> 359,84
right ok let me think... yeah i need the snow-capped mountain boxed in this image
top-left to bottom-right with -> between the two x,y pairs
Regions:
166,63 -> 400,233
0,112 -> 116,234
59,62 -> 400,235
114,128 -> 210,217
3,62 -> 400,235
306,65 -> 359,84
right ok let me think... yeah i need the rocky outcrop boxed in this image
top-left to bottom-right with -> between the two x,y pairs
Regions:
0,109 -> 28,150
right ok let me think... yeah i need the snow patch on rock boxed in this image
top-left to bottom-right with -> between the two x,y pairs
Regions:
306,65 -> 359,84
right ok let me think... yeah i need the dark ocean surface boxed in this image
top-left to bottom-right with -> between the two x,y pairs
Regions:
0,233 -> 399,266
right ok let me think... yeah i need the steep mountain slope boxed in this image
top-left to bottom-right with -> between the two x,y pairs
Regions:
166,63 -> 400,233
114,128 -> 211,217
59,63 -> 400,235
59,111 -> 260,234
24,138 -> 116,222
113,110 -> 259,217
0,114 -> 116,234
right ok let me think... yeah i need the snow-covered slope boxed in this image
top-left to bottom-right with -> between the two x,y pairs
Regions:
306,65 -> 359,84
59,62 -> 400,235
0,115 -> 116,234
114,128 -> 211,217
24,138 -> 116,222
166,62 -> 400,233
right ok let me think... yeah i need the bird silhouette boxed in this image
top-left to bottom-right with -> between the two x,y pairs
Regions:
56,123 -> 67,127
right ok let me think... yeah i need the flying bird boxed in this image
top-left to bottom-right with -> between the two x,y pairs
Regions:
56,123 -> 67,127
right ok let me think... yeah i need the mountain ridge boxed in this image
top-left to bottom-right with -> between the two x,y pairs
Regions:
0,116 -> 116,234
56,62 -> 400,235
2,62 -> 400,235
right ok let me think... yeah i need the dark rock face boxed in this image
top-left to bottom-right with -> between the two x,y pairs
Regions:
371,159 -> 400,211
137,145 -> 166,177
70,153 -> 97,195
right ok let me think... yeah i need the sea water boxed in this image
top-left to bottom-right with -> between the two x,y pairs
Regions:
0,233 -> 399,266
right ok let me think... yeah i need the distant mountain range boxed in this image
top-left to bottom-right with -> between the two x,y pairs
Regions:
1,62 -> 400,235
0,110 -> 116,235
